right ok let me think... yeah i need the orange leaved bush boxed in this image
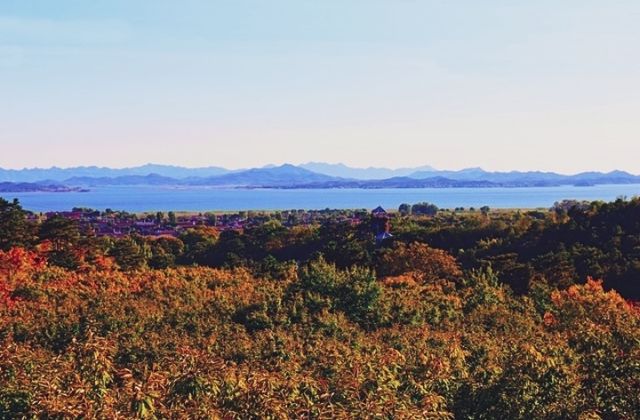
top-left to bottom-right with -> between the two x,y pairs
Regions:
377,242 -> 463,284
0,248 -> 46,308
0,250 -> 639,418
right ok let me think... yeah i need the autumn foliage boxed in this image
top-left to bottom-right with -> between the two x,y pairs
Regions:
1,245 -> 639,419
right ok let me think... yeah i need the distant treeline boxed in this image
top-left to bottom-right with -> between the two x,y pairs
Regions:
2,197 -> 640,300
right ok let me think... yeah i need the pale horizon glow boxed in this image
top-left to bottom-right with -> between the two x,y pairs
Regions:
1,1 -> 640,174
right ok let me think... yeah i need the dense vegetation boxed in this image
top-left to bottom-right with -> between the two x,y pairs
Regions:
1,197 -> 640,418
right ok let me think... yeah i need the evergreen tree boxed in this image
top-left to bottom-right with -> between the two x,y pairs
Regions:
0,198 -> 35,251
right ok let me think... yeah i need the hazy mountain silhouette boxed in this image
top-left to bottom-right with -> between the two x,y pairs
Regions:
300,162 -> 436,179
0,164 -> 230,182
1,163 -> 638,188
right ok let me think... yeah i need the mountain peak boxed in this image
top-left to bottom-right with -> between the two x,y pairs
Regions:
299,162 -> 436,180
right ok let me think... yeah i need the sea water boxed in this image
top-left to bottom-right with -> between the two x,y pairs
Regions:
3,184 -> 640,213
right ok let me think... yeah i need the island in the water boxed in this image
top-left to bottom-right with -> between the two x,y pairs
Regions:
0,182 -> 88,193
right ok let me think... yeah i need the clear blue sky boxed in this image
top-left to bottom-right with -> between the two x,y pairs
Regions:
1,1 -> 639,173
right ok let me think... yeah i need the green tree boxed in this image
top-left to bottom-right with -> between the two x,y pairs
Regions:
411,202 -> 438,216
204,212 -> 217,226
109,237 -> 147,270
149,237 -> 184,269
39,215 -> 82,268
39,215 -> 80,251
168,211 -> 177,226
179,228 -> 218,265
0,198 -> 34,251
298,257 -> 382,328
398,203 -> 411,216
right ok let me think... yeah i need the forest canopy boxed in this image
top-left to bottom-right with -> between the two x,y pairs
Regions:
1,197 -> 640,418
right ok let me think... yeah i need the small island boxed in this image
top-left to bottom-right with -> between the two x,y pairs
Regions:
0,182 -> 88,193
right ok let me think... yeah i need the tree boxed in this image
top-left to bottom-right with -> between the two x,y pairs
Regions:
547,279 -> 640,416
398,203 -> 411,216
377,242 -> 462,284
39,215 -> 82,268
109,238 -> 147,270
204,212 -> 217,226
149,237 -> 184,269
0,198 -> 34,251
456,341 -> 580,419
179,227 -> 218,265
168,211 -> 177,226
411,202 -> 438,216
298,257 -> 382,328
39,216 -> 80,252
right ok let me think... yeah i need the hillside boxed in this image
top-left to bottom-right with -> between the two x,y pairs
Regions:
2,197 -> 640,417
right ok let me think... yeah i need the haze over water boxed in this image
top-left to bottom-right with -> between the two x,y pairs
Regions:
4,184 -> 640,213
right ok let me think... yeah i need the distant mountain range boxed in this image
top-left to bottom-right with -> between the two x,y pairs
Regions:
1,163 -> 639,190
55,165 -> 336,187
408,168 -> 640,185
299,162 -> 436,180
0,164 -> 230,183
186,165 -> 336,187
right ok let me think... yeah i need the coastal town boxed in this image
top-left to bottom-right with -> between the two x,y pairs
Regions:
32,207 -> 378,238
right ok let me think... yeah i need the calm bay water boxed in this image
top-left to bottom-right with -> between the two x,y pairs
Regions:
3,184 -> 640,213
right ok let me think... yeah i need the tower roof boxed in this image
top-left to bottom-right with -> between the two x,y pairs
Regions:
372,206 -> 387,215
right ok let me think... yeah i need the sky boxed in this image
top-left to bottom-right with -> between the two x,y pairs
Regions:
1,1 -> 639,173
